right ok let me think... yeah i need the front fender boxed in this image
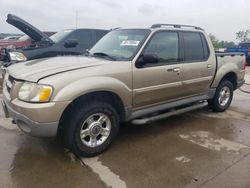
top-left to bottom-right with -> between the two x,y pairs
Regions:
52,76 -> 132,106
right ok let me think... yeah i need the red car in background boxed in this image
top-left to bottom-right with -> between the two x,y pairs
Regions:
0,32 -> 55,61
0,35 -> 32,50
0,32 -> 55,49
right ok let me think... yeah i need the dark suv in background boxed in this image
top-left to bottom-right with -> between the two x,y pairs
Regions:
226,42 -> 250,65
2,14 -> 108,66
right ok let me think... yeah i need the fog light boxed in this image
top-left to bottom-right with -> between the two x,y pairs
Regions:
17,120 -> 31,133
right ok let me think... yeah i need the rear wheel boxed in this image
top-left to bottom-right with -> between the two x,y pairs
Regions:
208,80 -> 233,112
63,101 -> 119,157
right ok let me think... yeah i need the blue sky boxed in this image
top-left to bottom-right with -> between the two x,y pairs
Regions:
0,0 -> 249,42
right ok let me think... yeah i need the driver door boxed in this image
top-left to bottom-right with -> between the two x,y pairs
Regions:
133,31 -> 184,108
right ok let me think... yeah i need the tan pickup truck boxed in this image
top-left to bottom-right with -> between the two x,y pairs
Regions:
1,24 -> 246,157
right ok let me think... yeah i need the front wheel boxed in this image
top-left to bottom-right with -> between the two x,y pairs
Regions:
208,80 -> 233,112
63,102 -> 119,157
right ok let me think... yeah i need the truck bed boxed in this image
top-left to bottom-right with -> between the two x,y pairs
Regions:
226,45 -> 250,64
213,52 -> 246,88
216,52 -> 245,69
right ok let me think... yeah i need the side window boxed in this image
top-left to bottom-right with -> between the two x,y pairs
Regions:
144,32 -> 179,65
70,30 -> 93,45
95,30 -> 108,42
183,32 -> 204,61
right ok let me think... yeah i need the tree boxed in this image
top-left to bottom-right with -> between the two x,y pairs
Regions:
236,30 -> 250,42
218,41 -> 236,48
208,33 -> 236,50
208,33 -> 220,49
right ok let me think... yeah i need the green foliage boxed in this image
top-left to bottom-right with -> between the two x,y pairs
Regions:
236,30 -> 250,42
208,33 -> 236,50
208,33 -> 219,49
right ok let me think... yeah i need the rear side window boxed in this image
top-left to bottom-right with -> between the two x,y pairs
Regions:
183,32 -> 204,61
200,34 -> 209,59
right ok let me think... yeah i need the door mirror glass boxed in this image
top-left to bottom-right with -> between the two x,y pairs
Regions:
64,39 -> 78,48
143,54 -> 159,64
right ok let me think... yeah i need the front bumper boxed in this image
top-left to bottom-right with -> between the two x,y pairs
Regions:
1,72 -> 71,137
1,97 -> 59,137
1,98 -> 59,137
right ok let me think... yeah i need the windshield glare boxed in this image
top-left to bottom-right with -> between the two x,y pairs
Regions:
50,29 -> 73,43
89,29 -> 150,60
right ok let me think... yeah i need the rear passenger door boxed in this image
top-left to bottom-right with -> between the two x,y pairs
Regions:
180,32 -> 214,97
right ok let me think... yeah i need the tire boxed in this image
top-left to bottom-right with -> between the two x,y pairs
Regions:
63,101 -> 119,157
208,80 -> 233,112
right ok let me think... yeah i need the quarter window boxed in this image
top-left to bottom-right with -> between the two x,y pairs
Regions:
183,32 -> 204,61
144,32 -> 179,64
200,34 -> 209,59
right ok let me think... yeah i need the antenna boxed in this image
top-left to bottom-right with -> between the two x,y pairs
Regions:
75,10 -> 78,29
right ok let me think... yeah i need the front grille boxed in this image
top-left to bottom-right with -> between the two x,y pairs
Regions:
5,74 -> 15,95
8,75 -> 15,83
0,48 -> 9,62
6,84 -> 11,93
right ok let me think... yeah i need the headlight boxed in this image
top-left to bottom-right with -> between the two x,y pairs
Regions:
18,82 -> 53,103
9,52 -> 27,62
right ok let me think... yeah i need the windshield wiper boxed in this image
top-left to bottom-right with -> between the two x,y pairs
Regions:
93,52 -> 116,60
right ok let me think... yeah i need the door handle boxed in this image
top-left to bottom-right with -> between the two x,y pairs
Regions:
173,67 -> 180,72
167,67 -> 180,73
207,64 -> 212,68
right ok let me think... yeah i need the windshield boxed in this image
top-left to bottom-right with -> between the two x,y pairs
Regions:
50,29 -> 73,43
89,29 -> 150,61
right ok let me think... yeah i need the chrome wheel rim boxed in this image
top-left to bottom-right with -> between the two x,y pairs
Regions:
80,113 -> 111,148
218,86 -> 231,106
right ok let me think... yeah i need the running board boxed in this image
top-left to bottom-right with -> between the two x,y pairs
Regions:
132,101 -> 208,125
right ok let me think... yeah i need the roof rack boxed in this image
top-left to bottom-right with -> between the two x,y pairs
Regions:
150,24 -> 204,31
110,27 -> 121,31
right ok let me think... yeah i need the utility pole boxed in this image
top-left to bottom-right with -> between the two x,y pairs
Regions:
75,10 -> 78,29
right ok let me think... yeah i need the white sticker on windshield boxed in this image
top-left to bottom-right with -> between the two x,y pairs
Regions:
120,40 -> 140,46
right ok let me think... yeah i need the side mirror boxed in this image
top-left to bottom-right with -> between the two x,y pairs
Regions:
136,54 -> 159,68
64,39 -> 78,48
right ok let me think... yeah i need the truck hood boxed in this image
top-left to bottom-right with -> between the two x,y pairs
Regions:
7,56 -> 110,82
6,14 -> 53,44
